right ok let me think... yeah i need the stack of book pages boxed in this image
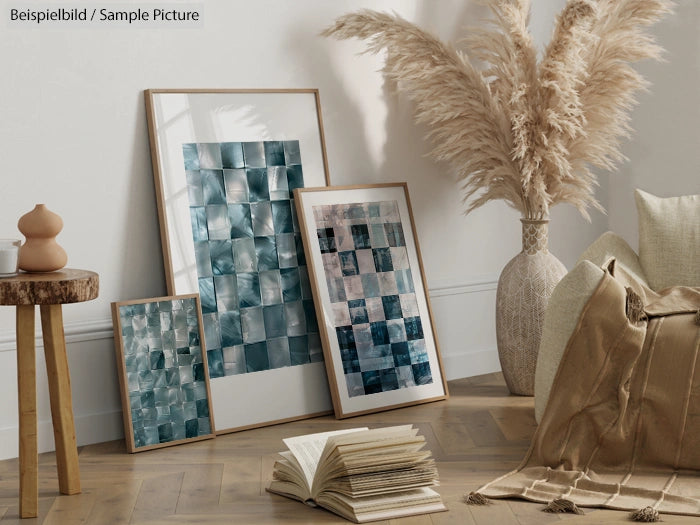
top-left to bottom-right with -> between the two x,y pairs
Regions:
267,425 -> 446,523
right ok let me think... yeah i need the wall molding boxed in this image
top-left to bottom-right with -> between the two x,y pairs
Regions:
0,318 -> 114,353
441,347 -> 501,381
0,276 -> 500,353
0,350 -> 502,460
0,408 -> 124,462
429,276 -> 499,298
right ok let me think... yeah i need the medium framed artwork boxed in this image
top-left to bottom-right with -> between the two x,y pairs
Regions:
295,183 -> 448,418
111,294 -> 215,452
145,89 -> 333,432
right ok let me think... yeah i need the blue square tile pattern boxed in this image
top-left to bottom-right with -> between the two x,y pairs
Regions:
181,141 -> 321,378
117,297 -> 212,448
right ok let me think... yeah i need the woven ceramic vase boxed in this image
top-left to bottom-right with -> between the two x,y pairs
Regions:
17,204 -> 68,272
496,219 -> 567,396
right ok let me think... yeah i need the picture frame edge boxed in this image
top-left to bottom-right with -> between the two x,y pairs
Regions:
143,89 -> 177,296
293,188 -> 345,419
145,88 -> 335,433
110,301 -> 137,453
191,294 -> 217,434
398,184 -> 450,400
295,182 -> 448,418
110,293 -> 217,452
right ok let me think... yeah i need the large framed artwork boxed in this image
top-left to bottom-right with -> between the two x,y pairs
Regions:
295,183 -> 448,418
111,294 -> 215,452
145,89 -> 333,432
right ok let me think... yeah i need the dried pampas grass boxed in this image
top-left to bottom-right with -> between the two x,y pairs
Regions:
322,0 -> 673,220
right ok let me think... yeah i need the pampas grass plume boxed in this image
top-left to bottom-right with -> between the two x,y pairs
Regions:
322,0 -> 673,220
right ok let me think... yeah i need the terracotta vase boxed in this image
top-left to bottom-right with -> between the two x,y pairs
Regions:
495,219 -> 567,396
17,204 -> 68,272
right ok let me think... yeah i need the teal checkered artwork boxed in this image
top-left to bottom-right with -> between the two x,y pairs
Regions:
182,140 -> 323,379
313,200 -> 434,398
116,296 -> 213,450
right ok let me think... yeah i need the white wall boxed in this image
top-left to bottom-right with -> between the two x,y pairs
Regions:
0,0 -> 695,460
606,1 -> 700,247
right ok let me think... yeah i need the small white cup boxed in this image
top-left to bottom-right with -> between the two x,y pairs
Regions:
0,239 -> 21,277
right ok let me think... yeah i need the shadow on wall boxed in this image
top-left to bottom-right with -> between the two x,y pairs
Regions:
290,1 -> 620,273
290,1 -> 524,277
285,10 -> 376,187
378,1 -> 499,247
117,94 -> 167,302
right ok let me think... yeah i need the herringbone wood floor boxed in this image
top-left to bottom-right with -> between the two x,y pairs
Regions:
0,373 -> 696,524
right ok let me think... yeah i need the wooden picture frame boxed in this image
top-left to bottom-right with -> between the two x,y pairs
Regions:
111,294 -> 215,452
295,183 -> 448,418
145,89 -> 333,433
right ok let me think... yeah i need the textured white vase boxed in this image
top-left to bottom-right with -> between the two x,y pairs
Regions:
496,219 -> 567,396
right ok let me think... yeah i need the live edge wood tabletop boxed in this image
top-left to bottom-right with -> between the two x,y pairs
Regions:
0,269 -> 99,518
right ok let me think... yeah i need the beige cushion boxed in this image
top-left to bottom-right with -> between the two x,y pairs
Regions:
577,231 -> 649,287
534,260 -> 604,423
635,189 -> 700,290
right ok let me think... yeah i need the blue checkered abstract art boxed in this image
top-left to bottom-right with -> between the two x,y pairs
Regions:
313,200 -> 434,398
116,297 -> 213,450
182,140 -> 322,379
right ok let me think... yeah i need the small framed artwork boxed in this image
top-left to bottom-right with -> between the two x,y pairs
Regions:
295,183 -> 448,418
111,294 -> 215,452
145,89 -> 333,432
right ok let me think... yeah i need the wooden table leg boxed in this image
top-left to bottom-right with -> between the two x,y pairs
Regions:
40,304 -> 81,496
16,305 -> 37,519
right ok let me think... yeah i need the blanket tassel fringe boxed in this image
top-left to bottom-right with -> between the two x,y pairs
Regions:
625,288 -> 647,323
630,506 -> 660,522
542,499 -> 584,515
464,492 -> 491,505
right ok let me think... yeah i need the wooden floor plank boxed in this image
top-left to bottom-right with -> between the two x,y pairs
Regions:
43,490 -> 97,525
130,472 -> 184,523
174,464 -> 224,514
554,508 -> 696,524
83,481 -> 141,525
462,408 -> 509,447
220,456 -> 261,502
1,373 -> 699,524
389,514 -> 432,524
490,406 -> 538,443
0,496 -> 55,524
506,499 -> 564,525
430,420 -> 476,457
429,497 -> 476,525
466,498 -> 520,525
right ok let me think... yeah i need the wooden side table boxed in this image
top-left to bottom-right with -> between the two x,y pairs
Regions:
0,269 -> 99,518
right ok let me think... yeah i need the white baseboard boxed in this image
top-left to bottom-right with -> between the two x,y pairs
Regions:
442,348 -> 501,381
0,350 -> 501,460
0,409 -> 124,461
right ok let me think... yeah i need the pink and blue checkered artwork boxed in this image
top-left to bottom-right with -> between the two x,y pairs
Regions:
313,200 -> 434,398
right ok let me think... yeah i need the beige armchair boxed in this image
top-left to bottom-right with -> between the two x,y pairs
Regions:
534,190 -> 699,422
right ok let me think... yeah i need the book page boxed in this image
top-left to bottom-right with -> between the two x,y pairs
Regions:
283,428 -> 368,488
316,486 -> 446,523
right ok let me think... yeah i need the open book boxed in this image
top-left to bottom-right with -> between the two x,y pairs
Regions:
266,425 -> 446,523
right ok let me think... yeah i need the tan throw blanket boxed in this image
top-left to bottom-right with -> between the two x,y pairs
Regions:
476,261 -> 700,518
